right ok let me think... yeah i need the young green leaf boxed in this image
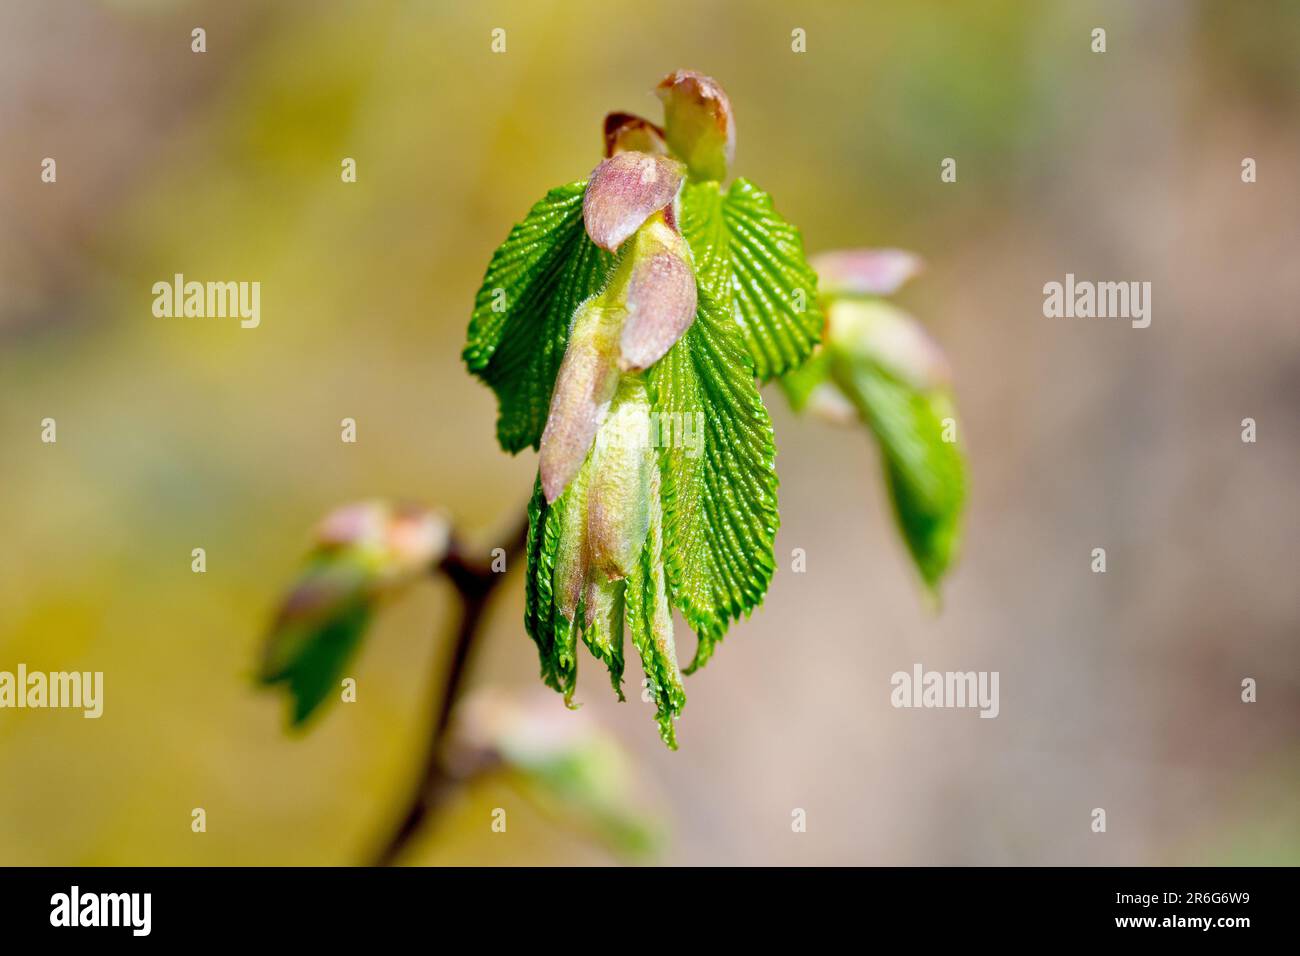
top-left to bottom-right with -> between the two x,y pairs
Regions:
623,474 -> 686,747
260,501 -> 449,726
843,368 -> 964,590
826,300 -> 965,590
524,477 -> 578,701
464,183 -> 616,453
680,179 -> 822,380
647,284 -> 778,671
261,567 -> 372,726
478,71 -> 831,746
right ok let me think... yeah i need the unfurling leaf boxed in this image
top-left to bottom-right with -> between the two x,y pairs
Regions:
646,285 -> 778,671
260,501 -> 450,725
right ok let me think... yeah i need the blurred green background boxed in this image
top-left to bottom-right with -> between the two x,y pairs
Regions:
1,0 -> 1298,864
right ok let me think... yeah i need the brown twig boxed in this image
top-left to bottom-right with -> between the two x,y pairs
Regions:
368,506 -> 530,866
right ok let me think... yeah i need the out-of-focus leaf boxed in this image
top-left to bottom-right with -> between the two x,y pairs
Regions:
810,248 -> 923,298
827,300 -> 965,590
450,690 -> 666,859
260,501 -> 449,726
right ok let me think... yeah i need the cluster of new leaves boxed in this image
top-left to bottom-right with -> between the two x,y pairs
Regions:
464,71 -> 821,747
466,72 -> 967,747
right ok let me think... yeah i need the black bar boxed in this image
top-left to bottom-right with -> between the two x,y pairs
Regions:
0,866 -> 1287,941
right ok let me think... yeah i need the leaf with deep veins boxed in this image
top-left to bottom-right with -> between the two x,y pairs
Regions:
647,285 -> 778,671
464,182 -> 615,454
680,179 -> 822,381
624,470 -> 685,747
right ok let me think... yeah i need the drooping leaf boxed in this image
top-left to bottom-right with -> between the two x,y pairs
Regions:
525,477 -> 578,700
623,474 -> 685,747
260,501 -> 449,726
528,459 -> 631,705
450,690 -> 665,859
260,562 -> 372,726
647,284 -> 778,671
680,179 -> 822,380
464,183 -> 616,453
581,575 -> 626,699
832,355 -> 965,590
821,298 -> 964,589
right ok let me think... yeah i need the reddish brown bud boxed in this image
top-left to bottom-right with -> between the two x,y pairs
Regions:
620,246 -> 697,371
603,112 -> 668,158
583,152 -> 685,252
655,70 -> 735,181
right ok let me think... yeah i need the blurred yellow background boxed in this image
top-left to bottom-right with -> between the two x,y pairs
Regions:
1,0 -> 1297,864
